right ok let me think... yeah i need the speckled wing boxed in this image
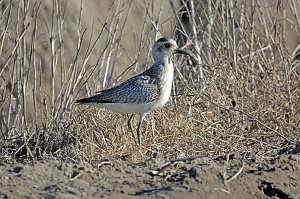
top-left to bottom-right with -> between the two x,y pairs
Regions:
77,69 -> 160,104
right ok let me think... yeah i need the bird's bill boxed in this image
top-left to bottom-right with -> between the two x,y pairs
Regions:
174,48 -> 191,56
175,48 -> 200,66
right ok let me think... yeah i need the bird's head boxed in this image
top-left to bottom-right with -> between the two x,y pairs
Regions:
152,37 -> 191,63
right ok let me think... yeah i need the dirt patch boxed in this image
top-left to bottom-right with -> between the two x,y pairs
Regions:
0,153 -> 299,199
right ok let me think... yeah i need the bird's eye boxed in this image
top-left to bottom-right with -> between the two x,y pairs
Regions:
164,43 -> 171,48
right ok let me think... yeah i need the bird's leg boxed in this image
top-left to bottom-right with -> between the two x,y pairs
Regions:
137,113 -> 148,145
127,114 -> 136,142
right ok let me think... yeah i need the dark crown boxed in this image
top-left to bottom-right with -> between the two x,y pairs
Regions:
156,37 -> 169,43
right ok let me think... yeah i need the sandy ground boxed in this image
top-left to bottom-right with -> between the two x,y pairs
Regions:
0,152 -> 299,199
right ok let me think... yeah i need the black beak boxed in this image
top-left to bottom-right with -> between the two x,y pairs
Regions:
174,48 -> 191,56
174,48 -> 200,66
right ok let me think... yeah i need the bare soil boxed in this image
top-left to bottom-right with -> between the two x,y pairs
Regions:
1,152 -> 299,199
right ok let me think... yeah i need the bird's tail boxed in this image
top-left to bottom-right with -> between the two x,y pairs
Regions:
75,97 -> 96,105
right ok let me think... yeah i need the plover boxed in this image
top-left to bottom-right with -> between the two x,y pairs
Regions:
76,37 -> 191,144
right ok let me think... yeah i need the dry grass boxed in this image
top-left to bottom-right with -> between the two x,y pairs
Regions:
0,0 -> 299,164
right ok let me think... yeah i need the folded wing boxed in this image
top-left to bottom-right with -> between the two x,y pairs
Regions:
76,71 -> 159,104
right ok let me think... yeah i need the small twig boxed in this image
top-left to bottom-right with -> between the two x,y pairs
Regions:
213,188 -> 231,194
97,160 -> 112,168
69,172 -> 82,181
225,161 -> 245,184
147,154 -> 208,176
169,154 -> 208,162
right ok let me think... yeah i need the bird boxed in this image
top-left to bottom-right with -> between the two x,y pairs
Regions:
75,37 -> 191,144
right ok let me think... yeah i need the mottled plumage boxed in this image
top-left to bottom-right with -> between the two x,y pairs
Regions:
77,65 -> 161,104
76,37 -> 191,144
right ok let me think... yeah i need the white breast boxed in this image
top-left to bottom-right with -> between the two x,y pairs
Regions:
155,61 -> 174,108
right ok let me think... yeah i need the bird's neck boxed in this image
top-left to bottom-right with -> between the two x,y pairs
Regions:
154,56 -> 172,66
154,56 -> 174,80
